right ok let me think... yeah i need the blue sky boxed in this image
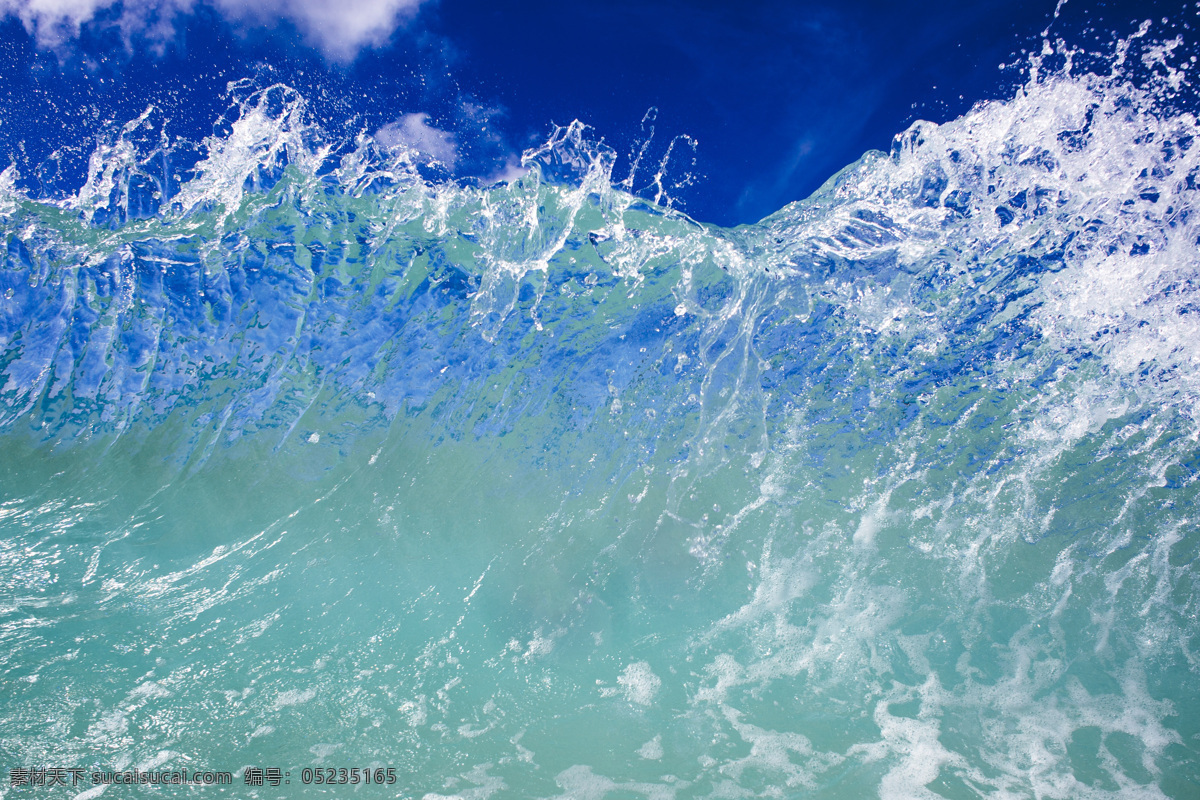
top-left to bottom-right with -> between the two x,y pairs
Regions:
0,0 -> 1191,225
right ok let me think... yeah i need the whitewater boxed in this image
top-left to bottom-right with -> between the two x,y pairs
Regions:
1,27 -> 1199,799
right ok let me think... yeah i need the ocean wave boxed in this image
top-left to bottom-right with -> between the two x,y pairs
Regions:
1,25 -> 1198,798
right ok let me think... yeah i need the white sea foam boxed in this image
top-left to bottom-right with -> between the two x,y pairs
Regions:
601,661 -> 662,706
273,687 -> 315,709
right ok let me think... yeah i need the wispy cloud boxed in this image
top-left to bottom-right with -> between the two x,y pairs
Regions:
214,0 -> 425,61
375,112 -> 458,168
482,154 -> 527,185
0,0 -> 428,60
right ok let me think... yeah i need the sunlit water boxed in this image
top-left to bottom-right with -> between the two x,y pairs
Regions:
2,28 -> 1199,799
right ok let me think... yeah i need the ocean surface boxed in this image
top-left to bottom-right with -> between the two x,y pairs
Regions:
2,29 -> 1199,799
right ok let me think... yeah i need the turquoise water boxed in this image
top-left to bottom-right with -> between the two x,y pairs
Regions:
2,43 -> 1200,799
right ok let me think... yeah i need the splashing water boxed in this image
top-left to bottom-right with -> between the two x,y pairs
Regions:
1,26 -> 1199,800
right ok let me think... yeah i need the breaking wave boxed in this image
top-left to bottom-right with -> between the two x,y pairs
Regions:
1,24 -> 1199,799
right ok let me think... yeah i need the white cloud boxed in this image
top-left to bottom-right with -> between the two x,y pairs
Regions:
482,154 -> 528,185
213,0 -> 424,61
0,0 -> 427,60
375,112 -> 458,168
0,0 -> 140,47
